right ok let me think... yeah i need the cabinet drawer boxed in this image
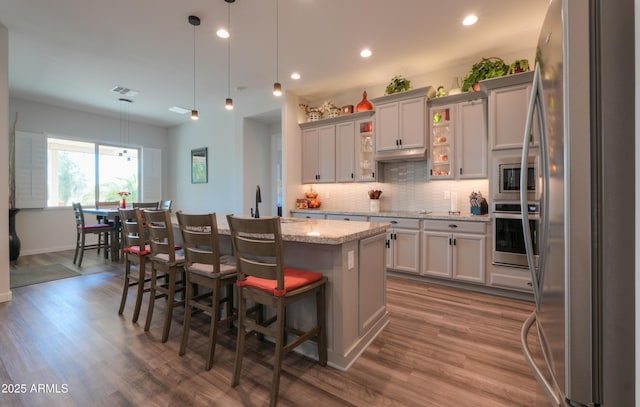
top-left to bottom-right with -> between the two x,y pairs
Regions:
292,212 -> 326,220
370,217 -> 421,229
489,271 -> 533,292
423,219 -> 486,234
326,214 -> 368,222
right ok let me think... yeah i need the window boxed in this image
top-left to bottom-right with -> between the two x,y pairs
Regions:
47,137 -> 139,207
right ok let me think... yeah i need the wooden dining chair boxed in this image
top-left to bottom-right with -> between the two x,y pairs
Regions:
133,202 -> 159,210
143,209 -> 186,342
176,211 -> 237,370
72,202 -> 115,267
118,207 -> 151,323
96,201 -> 120,254
226,215 -> 328,407
159,200 -> 172,211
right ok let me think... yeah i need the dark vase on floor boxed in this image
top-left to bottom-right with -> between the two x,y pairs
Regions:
9,208 -> 21,261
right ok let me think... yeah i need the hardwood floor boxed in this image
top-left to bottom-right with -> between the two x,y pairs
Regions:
3,251 -> 548,406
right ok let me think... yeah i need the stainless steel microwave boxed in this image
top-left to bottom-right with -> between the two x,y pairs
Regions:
493,156 -> 539,201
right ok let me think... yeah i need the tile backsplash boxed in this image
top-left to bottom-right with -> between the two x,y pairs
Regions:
300,161 -> 489,214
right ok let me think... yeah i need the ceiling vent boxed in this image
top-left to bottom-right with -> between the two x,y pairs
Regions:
111,86 -> 139,97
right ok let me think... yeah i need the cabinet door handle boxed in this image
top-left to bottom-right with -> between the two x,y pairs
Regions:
385,240 -> 390,248
453,238 -> 457,246
344,218 -> 350,221
398,139 -> 403,146
390,220 -> 398,224
459,168 -> 462,175
448,224 -> 458,228
430,169 -> 433,176
372,171 -> 375,178
448,237 -> 452,245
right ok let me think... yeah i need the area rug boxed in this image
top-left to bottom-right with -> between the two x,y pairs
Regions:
10,263 -> 80,288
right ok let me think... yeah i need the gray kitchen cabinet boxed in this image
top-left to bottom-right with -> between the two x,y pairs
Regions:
482,71 -> 536,150
422,219 -> 486,284
336,121 -> 356,182
371,216 -> 421,275
428,96 -> 487,180
301,124 -> 335,183
335,117 -> 376,182
373,91 -> 427,153
326,214 -> 368,222
292,211 -> 326,220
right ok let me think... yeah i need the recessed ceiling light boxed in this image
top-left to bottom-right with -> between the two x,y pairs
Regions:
216,28 -> 229,38
360,48 -> 372,58
291,72 -> 301,80
463,15 -> 478,26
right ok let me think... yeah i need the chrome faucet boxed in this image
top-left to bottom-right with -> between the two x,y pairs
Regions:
253,185 -> 262,218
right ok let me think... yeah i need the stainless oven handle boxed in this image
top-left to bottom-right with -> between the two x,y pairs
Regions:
494,212 -> 540,220
521,66 -> 540,307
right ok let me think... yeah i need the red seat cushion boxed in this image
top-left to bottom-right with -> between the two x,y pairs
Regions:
123,244 -> 151,256
237,267 -> 324,297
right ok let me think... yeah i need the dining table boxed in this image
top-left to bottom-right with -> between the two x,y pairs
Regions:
81,207 -> 123,261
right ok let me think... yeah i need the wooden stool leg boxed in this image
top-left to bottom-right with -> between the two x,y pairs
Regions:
231,289 -> 247,387
206,283 -> 222,370
78,233 -> 86,267
132,259 -> 146,323
118,258 -> 131,315
161,270 -> 177,343
317,284 -> 328,366
179,277 -> 193,357
144,267 -> 158,332
270,300 -> 286,407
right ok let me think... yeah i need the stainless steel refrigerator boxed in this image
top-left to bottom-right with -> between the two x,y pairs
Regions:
520,0 -> 634,406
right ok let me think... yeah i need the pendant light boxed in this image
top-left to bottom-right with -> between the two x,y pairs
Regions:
272,0 -> 282,97
225,0 -> 235,110
118,98 -> 132,161
189,15 -> 201,120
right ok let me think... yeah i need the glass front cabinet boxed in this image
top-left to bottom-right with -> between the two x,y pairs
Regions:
357,119 -> 375,181
429,105 -> 454,179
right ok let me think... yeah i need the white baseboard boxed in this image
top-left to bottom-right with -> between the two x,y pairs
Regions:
21,245 -> 76,256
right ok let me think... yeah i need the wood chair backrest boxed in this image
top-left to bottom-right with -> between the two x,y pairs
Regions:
72,202 -> 86,228
159,200 -> 172,211
144,209 -> 176,263
96,201 -> 120,209
176,211 -> 222,273
119,208 -> 146,251
226,215 -> 284,291
133,202 -> 159,209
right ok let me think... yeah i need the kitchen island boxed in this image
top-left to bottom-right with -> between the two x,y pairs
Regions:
176,216 -> 390,371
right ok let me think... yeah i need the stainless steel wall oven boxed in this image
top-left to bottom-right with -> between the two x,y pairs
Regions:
492,202 -> 539,268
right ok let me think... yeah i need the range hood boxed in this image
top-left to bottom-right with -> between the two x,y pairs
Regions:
373,146 -> 428,162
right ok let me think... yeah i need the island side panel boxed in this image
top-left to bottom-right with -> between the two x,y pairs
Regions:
359,233 -> 387,335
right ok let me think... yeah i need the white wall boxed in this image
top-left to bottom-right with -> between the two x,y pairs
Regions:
8,98 -> 170,255
0,23 -> 11,302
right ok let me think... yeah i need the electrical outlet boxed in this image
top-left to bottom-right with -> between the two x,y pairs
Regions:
444,190 -> 451,199
347,250 -> 354,270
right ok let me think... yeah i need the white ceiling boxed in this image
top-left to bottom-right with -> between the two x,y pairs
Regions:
0,0 -> 549,128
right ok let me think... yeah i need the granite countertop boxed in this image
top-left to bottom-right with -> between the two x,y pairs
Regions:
290,209 -> 492,223
173,216 -> 390,245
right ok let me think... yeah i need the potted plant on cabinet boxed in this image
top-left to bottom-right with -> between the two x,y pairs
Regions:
385,75 -> 412,95
461,57 -> 509,92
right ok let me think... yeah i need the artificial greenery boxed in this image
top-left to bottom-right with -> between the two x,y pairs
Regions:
508,59 -> 530,75
461,57 -> 509,92
385,75 -> 412,95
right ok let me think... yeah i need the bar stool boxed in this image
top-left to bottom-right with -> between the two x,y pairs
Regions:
118,207 -> 151,323
144,209 -> 186,342
226,215 -> 328,407
176,211 -> 237,370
